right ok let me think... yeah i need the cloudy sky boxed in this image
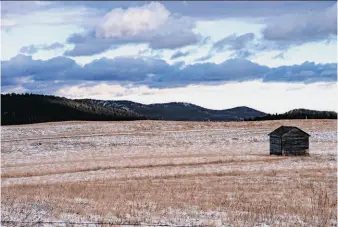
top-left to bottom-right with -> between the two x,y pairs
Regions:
1,1 -> 337,113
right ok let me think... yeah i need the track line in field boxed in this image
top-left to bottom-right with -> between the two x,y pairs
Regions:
1,128 -> 269,142
2,159 -> 272,179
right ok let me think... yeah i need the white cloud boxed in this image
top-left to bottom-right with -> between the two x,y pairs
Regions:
57,83 -> 153,100
64,2 -> 202,56
0,85 -> 26,94
55,81 -> 337,113
1,19 -> 17,30
96,2 -> 170,38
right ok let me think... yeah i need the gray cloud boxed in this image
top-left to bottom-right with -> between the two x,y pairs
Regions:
210,33 -> 275,58
1,2 -> 104,30
159,59 -> 270,85
171,51 -> 190,60
64,41 -> 113,57
5,1 -> 335,59
65,27 -> 201,57
263,61 -> 337,83
173,61 -> 185,68
62,2 -> 334,21
208,33 -> 256,60
230,50 -> 254,59
81,57 -> 173,81
164,2 -> 335,20
20,42 -> 64,54
64,3 -> 202,56
205,3 -> 337,60
213,33 -> 255,52
1,54 -> 81,86
2,54 -> 336,93
273,52 -> 286,60
137,49 -> 164,59
261,3 -> 337,48
1,2 -> 57,17
195,54 -> 214,62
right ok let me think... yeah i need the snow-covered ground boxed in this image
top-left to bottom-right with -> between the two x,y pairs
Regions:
1,120 -> 337,226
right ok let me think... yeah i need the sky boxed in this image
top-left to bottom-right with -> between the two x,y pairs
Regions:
1,1 -> 337,113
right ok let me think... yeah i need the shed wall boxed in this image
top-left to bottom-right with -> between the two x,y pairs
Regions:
282,136 -> 309,155
270,136 -> 282,155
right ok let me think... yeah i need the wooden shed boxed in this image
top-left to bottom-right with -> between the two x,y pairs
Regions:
268,126 -> 310,155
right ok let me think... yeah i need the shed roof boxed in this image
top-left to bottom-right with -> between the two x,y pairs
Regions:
268,126 -> 310,137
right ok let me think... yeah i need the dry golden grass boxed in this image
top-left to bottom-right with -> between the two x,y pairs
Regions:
1,120 -> 337,226
2,174 -> 336,226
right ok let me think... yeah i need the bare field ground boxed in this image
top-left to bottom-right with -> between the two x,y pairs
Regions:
1,120 -> 337,226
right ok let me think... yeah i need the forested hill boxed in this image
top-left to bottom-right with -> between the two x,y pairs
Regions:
246,109 -> 337,121
2,93 -> 336,125
81,99 -> 266,121
1,94 -> 145,125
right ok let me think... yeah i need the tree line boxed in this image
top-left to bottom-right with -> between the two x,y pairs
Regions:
1,93 -> 146,125
246,109 -> 337,121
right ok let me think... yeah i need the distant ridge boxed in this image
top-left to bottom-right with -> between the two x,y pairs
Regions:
246,108 -> 337,121
81,99 -> 266,121
1,93 -> 336,125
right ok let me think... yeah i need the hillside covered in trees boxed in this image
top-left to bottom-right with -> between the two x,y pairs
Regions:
1,93 -> 336,125
1,93 -> 145,125
83,99 -> 266,121
247,109 -> 337,121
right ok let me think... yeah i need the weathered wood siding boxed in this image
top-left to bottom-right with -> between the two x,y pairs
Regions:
282,136 -> 309,155
270,136 -> 282,155
269,127 -> 310,156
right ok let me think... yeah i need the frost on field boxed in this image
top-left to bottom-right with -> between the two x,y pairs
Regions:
1,120 -> 337,226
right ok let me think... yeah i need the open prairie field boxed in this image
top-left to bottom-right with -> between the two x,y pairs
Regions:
1,120 -> 337,226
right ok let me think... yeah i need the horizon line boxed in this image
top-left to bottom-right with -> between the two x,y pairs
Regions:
2,92 -> 337,115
